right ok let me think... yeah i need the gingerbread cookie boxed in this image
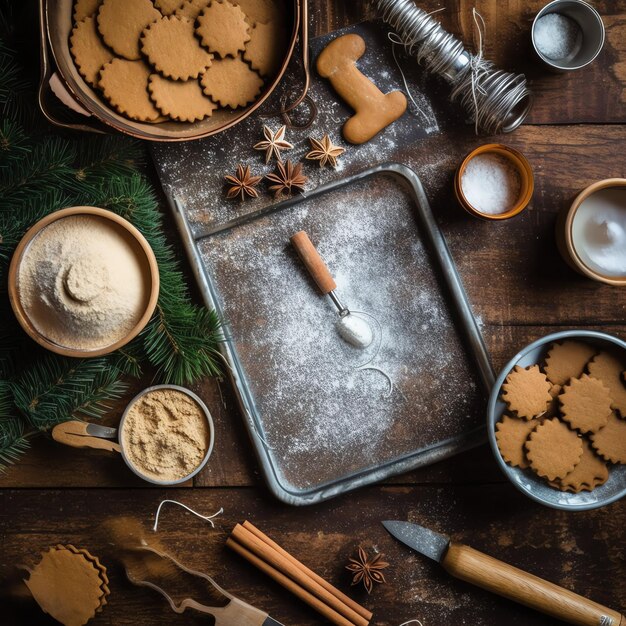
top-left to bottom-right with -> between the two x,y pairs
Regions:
196,0 -> 250,58
495,414 -> 538,469
544,384 -> 562,418
74,0 -> 102,21
97,0 -> 161,61
587,351 -> 626,417
141,16 -> 214,80
154,0 -> 182,14
148,74 -> 217,121
501,364 -> 552,420
590,412 -> 626,464
200,56 -> 263,107
175,0 -> 209,19
559,373 -> 612,434
554,438 -> 609,493
235,0 -> 279,24
99,59 -> 162,121
317,33 -> 407,145
525,418 -> 583,481
544,340 -> 596,386
243,20 -> 283,77
24,545 -> 109,626
70,16 -> 114,88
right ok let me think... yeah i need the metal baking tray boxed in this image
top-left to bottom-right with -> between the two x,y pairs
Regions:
166,164 -> 494,505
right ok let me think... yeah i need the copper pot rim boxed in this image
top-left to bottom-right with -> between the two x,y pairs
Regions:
454,143 -> 534,221
563,178 -> 626,286
8,206 -> 160,357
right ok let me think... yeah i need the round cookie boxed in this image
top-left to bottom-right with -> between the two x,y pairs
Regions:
148,74 -> 217,121
175,0 -> 209,19
590,412 -> 626,464
544,340 -> 596,387
495,414 -> 538,469
196,0 -> 250,58
70,16 -> 115,88
500,364 -> 552,421
555,438 -> 609,493
559,373 -> 612,434
587,351 -> 626,417
200,56 -> 263,108
234,0 -> 279,24
243,20 -> 284,77
74,0 -> 102,21
97,0 -> 161,61
141,16 -> 214,80
154,0 -> 182,15
525,417 -> 583,481
99,59 -> 162,121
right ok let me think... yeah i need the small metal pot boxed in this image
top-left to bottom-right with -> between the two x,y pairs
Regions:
531,0 -> 605,72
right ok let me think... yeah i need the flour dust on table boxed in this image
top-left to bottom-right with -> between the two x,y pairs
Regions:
199,173 -> 484,491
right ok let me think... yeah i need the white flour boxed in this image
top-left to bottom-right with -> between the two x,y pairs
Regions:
200,174 -> 484,490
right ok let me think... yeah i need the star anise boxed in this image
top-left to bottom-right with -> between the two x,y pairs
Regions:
305,134 -> 345,168
265,160 -> 307,197
253,125 -> 294,163
346,547 -> 389,594
224,164 -> 262,200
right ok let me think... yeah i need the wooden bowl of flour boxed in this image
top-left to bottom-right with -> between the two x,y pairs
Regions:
8,206 -> 159,357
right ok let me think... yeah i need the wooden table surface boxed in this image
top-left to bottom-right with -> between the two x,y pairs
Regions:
2,1 -> 626,625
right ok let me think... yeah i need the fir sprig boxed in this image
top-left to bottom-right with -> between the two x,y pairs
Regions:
0,0 -> 223,471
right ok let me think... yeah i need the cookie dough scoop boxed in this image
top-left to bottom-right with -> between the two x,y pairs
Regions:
290,230 -> 373,349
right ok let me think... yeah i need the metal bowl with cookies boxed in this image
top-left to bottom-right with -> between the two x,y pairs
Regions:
487,330 -> 626,511
39,0 -> 308,141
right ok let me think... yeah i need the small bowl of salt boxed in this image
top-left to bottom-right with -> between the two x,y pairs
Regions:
455,143 -> 534,220
557,178 -> 626,286
531,0 -> 605,72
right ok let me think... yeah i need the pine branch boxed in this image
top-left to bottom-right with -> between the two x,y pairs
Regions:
0,117 -> 30,167
0,381 -> 28,472
11,356 -> 129,430
73,135 -> 145,182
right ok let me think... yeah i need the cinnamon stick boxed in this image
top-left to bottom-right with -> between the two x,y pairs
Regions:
242,520 -> 373,621
230,524 -> 370,626
226,538 -> 355,626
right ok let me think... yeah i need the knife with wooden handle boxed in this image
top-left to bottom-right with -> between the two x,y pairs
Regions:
383,520 -> 624,626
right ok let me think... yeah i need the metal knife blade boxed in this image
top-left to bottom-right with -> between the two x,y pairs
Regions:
382,520 -> 450,562
262,617 -> 285,626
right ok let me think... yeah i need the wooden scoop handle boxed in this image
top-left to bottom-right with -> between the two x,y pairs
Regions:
290,231 -> 336,295
443,543 -> 625,626
52,421 -> 121,453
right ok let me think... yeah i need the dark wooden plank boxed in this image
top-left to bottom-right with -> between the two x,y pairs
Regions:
2,486 -> 624,626
317,0 -> 626,124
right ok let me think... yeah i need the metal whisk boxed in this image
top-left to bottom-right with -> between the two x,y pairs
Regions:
374,0 -> 533,134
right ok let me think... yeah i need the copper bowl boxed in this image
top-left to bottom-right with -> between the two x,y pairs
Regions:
455,143 -> 534,221
39,0 -> 307,141
8,207 -> 160,357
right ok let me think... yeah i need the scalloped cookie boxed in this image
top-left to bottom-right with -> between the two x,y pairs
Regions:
544,340 -> 596,386
590,412 -> 626,464
196,0 -> 250,58
243,20 -> 283,77
554,438 -> 609,493
149,74 -> 217,121
154,0 -> 182,15
501,364 -> 552,420
588,351 -> 626,417
141,16 -> 214,80
559,373 -> 612,434
74,0 -> 102,21
525,417 -> 583,481
97,0 -> 161,60
70,16 -> 114,87
99,59 -> 162,121
495,414 -> 538,469
200,56 -> 263,107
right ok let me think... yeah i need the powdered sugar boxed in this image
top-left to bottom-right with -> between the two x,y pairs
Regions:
198,173 -> 484,490
534,13 -> 582,60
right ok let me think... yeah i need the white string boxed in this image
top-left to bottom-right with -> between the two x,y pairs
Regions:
357,365 -> 394,397
153,500 -> 224,532
469,8 -> 487,133
398,620 -> 424,626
